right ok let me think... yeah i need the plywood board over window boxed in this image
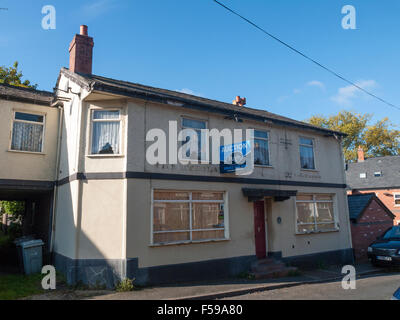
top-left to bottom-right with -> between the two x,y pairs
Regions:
295,194 -> 338,234
151,190 -> 227,245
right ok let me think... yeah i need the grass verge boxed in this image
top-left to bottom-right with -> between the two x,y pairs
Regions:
0,273 -> 45,300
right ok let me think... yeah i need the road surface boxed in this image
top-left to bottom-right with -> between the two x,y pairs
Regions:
222,272 -> 400,300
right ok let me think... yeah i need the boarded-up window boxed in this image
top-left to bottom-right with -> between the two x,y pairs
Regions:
152,190 -> 226,244
295,194 -> 338,233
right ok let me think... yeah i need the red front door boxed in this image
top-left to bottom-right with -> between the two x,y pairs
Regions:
254,201 -> 266,259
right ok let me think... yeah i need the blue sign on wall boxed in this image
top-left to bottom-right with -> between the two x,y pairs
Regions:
220,141 -> 251,174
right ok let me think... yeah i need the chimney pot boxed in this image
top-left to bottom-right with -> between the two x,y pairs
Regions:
357,146 -> 365,162
80,25 -> 88,36
233,96 -> 246,107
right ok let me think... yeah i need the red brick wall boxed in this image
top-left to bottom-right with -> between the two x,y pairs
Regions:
350,198 -> 394,261
348,189 -> 400,226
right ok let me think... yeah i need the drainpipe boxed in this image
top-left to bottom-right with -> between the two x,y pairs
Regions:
49,101 -> 64,254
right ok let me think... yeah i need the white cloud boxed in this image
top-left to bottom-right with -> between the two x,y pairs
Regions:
277,95 -> 289,103
331,80 -> 377,106
306,80 -> 326,91
81,0 -> 117,18
177,88 -> 203,97
293,88 -> 301,94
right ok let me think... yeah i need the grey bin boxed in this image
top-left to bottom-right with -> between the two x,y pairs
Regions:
14,236 -> 35,273
19,240 -> 44,275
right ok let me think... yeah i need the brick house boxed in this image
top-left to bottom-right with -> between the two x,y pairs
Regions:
348,193 -> 395,261
346,147 -> 400,226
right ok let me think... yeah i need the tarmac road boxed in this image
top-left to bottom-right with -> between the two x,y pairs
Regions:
222,272 -> 400,300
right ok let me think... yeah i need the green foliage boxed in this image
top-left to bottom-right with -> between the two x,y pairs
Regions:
0,61 -> 37,89
0,273 -> 44,300
307,111 -> 400,161
115,278 -> 135,292
0,201 -> 25,216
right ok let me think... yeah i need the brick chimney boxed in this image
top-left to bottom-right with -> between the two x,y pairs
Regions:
69,25 -> 94,74
232,96 -> 246,107
357,146 -> 365,162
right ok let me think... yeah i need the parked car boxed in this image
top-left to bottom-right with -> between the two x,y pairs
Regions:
367,226 -> 400,266
392,287 -> 400,300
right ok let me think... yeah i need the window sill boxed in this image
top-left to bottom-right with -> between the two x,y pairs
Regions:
296,229 -> 339,235
149,238 -> 230,247
7,149 -> 45,156
255,164 -> 273,168
300,168 -> 319,173
86,154 -> 125,158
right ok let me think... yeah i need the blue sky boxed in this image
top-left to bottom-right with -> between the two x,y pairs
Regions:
1,0 -> 400,126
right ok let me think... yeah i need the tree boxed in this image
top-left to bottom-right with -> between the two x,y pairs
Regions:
0,201 -> 25,235
0,61 -> 37,89
307,111 -> 400,162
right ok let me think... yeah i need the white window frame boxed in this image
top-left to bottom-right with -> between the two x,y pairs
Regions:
9,110 -> 46,154
394,193 -> 400,207
295,194 -> 339,234
253,129 -> 271,167
360,173 -> 367,179
150,189 -> 229,246
299,136 -> 317,171
89,108 -> 122,156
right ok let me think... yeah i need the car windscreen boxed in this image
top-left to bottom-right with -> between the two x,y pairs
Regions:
383,226 -> 400,240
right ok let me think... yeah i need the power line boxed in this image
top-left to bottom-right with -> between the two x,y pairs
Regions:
213,0 -> 400,112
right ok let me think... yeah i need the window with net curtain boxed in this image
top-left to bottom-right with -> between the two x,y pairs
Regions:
152,190 -> 226,244
295,194 -> 337,233
91,110 -> 121,155
299,137 -> 315,169
254,130 -> 270,166
11,112 -> 45,153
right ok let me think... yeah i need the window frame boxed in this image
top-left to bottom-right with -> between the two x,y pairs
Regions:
180,116 -> 208,163
150,189 -> 229,246
9,110 -> 46,154
394,193 -> 400,207
88,108 -> 123,157
295,194 -> 339,234
253,129 -> 271,167
299,136 -> 317,171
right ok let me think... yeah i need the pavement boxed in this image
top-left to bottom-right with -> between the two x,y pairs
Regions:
80,263 -> 384,300
25,263 -> 390,300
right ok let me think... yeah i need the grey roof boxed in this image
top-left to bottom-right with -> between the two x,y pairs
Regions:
346,155 -> 400,190
348,193 -> 375,220
0,83 -> 54,106
347,193 -> 395,221
58,68 -> 346,137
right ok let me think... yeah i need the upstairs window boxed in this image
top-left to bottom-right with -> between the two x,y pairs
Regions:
360,173 -> 367,179
374,171 -> 382,177
181,118 -> 207,161
11,112 -> 45,153
299,137 -> 315,170
395,193 -> 400,207
91,110 -> 121,155
254,130 -> 270,166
